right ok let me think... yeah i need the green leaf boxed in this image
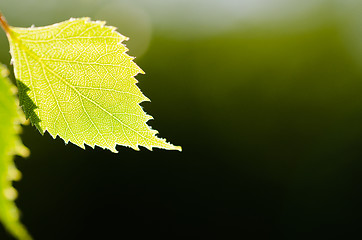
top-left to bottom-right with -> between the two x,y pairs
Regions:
0,64 -> 32,240
7,18 -> 181,152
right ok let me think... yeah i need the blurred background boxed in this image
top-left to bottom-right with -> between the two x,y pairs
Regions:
1,0 -> 362,238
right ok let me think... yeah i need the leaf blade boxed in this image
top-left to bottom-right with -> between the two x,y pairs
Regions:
0,64 -> 32,240
8,18 -> 181,152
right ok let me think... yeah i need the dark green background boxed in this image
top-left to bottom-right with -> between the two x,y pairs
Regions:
1,0 -> 362,239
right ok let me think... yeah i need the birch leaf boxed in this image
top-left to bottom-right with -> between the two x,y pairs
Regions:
6,18 -> 181,152
0,64 -> 31,240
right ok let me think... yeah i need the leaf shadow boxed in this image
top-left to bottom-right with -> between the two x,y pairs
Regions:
16,80 -> 43,132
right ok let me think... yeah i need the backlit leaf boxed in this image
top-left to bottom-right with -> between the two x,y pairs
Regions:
0,64 -> 31,240
7,18 -> 181,152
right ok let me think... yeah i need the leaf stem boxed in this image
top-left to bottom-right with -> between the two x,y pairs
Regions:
0,11 -> 11,36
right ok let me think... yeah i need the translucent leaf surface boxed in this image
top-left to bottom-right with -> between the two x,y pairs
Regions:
0,64 -> 31,240
7,18 -> 181,152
